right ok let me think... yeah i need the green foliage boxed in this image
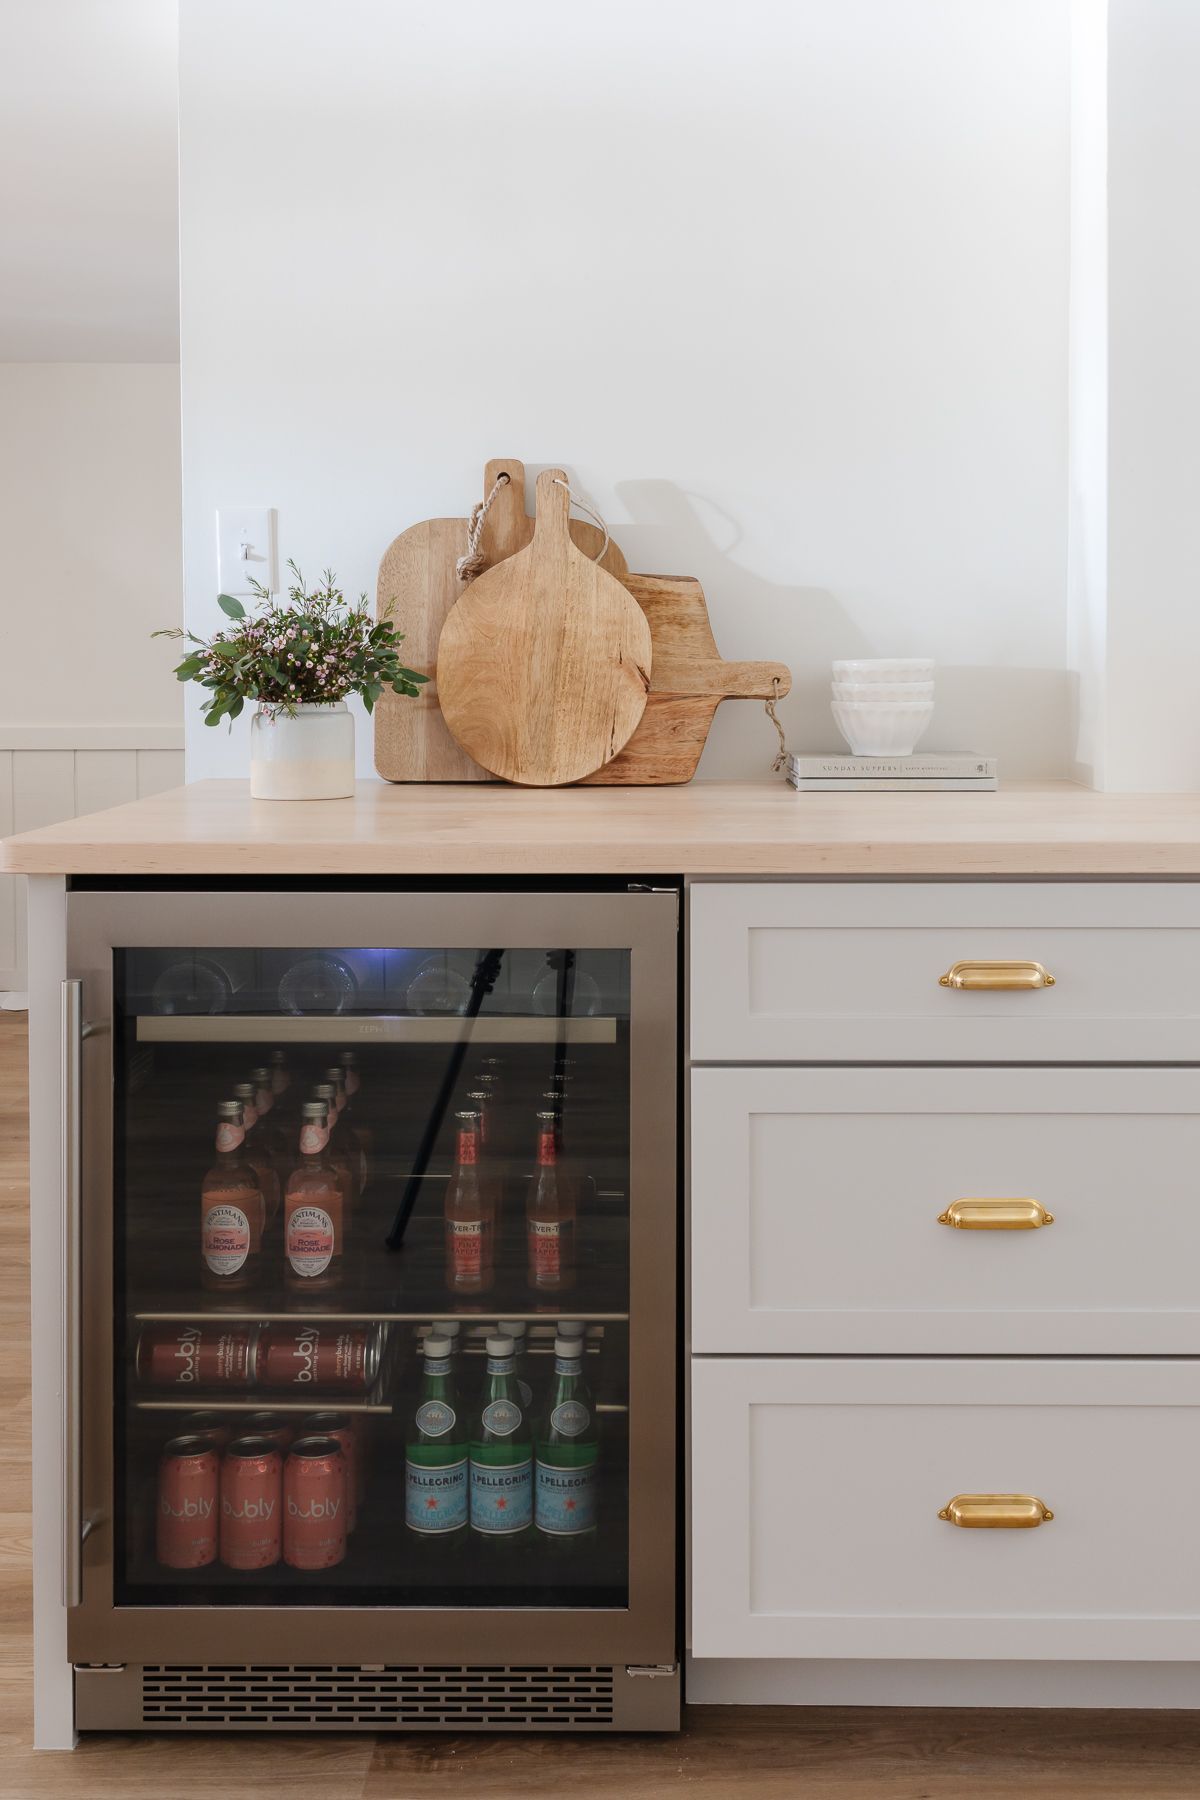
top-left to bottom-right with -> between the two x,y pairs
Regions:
153,561 -> 428,727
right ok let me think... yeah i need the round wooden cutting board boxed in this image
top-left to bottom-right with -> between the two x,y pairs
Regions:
436,469 -> 653,786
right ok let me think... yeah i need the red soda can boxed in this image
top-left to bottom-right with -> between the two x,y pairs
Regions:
301,1411 -> 358,1532
244,1410 -> 295,1453
220,1435 -> 283,1570
136,1323 -> 254,1388
157,1434 -> 219,1568
257,1323 -> 377,1391
184,1410 -> 232,1448
283,1435 -> 347,1569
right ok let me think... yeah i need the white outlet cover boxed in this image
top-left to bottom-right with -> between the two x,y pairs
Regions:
217,507 -> 278,597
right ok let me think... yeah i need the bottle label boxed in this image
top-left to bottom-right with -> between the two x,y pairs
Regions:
406,1457 -> 467,1532
529,1218 -> 561,1279
447,1218 -> 483,1276
536,1130 -> 557,1168
485,1355 -> 514,1376
550,1399 -> 590,1437
470,1458 -> 532,1533
481,1399 -> 522,1437
422,1356 -> 451,1378
215,1122 -> 245,1154
202,1203 -> 250,1276
536,1460 -> 596,1535
299,1122 -> 329,1155
415,1399 -> 456,1438
456,1128 -> 479,1165
554,1356 -> 583,1376
287,1205 -> 335,1277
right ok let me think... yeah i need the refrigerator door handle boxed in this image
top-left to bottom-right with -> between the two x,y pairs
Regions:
61,977 -> 84,1609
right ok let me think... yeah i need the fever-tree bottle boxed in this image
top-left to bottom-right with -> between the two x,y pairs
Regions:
535,1334 -> 599,1540
469,1333 -> 532,1540
405,1334 -> 468,1541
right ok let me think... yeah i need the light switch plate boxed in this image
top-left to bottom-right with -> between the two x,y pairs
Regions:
217,507 -> 278,597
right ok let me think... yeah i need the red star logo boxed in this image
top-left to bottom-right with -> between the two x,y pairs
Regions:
497,1497 -> 507,1509
566,1499 -> 576,1511
426,1497 -> 438,1509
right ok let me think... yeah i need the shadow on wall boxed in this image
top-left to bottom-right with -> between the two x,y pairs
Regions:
607,477 -> 1071,782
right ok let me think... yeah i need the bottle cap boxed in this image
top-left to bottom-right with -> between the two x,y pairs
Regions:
536,1109 -> 556,1123
424,1335 -> 451,1360
301,1100 -> 329,1122
312,1083 -> 337,1102
232,1082 -> 256,1101
557,1320 -> 586,1339
339,1050 -> 358,1066
486,1334 -> 514,1357
269,1049 -> 287,1066
216,1099 -> 244,1122
323,1066 -> 345,1087
497,1320 -> 527,1340
455,1109 -> 481,1123
555,1336 -> 583,1360
249,1066 -> 272,1083
433,1320 -> 461,1341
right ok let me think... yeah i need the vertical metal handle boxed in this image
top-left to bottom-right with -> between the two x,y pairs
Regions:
61,979 -> 83,1609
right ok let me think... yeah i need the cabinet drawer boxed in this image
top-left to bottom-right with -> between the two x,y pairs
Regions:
691,1067 -> 1200,1353
689,882 -> 1200,1062
690,1358 -> 1200,1661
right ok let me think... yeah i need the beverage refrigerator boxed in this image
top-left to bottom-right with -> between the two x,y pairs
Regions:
63,885 -> 679,1732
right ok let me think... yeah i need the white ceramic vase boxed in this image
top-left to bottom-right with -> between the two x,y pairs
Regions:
249,702 -> 354,800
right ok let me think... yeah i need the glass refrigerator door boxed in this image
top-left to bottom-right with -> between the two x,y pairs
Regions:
68,891 -> 676,1666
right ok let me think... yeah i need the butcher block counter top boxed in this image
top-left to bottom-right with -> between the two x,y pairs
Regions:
5,778 -> 1200,877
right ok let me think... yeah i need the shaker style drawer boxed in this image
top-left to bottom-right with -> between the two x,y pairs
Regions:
689,882 -> 1200,1063
690,1358 -> 1200,1662
691,1067 -> 1200,1353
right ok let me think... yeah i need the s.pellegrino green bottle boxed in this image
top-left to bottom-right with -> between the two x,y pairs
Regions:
405,1334 -> 468,1540
469,1333 -> 533,1539
535,1334 -> 599,1539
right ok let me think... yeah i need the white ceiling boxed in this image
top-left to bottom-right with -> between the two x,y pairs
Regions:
0,0 -> 179,361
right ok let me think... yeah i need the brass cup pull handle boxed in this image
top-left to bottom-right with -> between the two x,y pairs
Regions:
938,1197 -> 1055,1230
939,960 -> 1055,990
939,1494 -> 1054,1529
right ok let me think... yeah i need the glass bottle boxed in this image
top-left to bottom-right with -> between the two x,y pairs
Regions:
469,1333 -> 532,1541
405,1334 -> 468,1543
526,1110 -> 576,1294
232,1081 -> 282,1227
497,1319 -> 533,1409
324,1064 -> 366,1196
284,1100 -> 344,1291
200,1100 -> 264,1291
534,1334 -> 599,1541
268,1048 -> 291,1097
444,1109 -> 494,1295
338,1048 -> 372,1172
278,952 -> 358,1016
312,1082 -> 355,1227
249,1064 -> 291,1208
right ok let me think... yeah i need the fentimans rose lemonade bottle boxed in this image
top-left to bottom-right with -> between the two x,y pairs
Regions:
284,1101 -> 344,1292
313,1082 -> 355,1226
201,1101 -> 264,1291
444,1109 -> 494,1295
526,1109 -> 576,1293
232,1081 -> 282,1227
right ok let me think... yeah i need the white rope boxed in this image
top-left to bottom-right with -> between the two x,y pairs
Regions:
551,478 -> 611,565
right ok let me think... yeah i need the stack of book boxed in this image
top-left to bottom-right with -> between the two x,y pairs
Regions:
786,753 -> 997,792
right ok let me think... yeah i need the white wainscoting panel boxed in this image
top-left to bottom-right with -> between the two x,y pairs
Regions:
0,733 -> 184,991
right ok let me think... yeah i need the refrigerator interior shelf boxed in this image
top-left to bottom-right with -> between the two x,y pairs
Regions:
137,1014 -> 619,1045
135,1396 -> 394,1416
132,1308 -> 631,1324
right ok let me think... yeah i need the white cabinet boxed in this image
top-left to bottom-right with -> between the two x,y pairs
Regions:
690,1358 -> 1200,1662
689,882 -> 1200,1063
691,1066 -> 1200,1353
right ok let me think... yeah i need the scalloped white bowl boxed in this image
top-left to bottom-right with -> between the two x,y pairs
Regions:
831,699 -> 935,756
832,658 -> 935,683
831,680 -> 934,702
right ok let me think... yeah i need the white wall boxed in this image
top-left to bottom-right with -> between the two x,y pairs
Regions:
1104,0 -> 1200,789
179,0 -> 1071,782
0,364 -> 184,986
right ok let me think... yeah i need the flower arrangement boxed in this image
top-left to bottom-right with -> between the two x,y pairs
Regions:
155,562 -> 428,727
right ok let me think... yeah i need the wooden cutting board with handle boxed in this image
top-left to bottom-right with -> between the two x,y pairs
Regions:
582,573 -> 792,783
436,470 -> 653,786
374,458 -> 628,782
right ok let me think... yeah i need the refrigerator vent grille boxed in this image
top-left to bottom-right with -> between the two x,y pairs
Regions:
141,1663 -> 616,1727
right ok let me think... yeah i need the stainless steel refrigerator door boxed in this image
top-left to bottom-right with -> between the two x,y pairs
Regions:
66,889 -> 677,1667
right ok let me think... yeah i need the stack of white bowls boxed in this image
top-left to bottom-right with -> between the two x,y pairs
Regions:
831,659 -> 935,756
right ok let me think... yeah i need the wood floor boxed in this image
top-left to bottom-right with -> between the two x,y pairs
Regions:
2,1010 -> 1200,1797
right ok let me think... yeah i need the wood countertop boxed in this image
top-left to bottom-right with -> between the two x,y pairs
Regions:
4,778 -> 1200,877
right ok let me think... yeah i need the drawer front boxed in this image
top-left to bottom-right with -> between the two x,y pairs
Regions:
690,1358 -> 1200,1661
689,882 -> 1200,1062
691,1067 -> 1200,1353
